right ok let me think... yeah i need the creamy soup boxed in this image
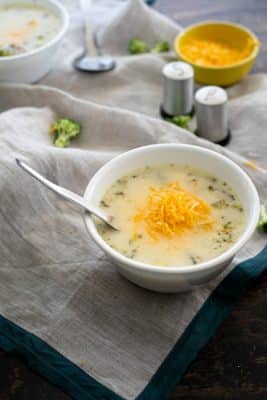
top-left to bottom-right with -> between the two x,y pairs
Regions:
0,3 -> 61,56
96,164 -> 245,267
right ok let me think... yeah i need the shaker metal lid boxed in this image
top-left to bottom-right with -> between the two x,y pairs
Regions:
163,61 -> 194,80
195,86 -> 228,105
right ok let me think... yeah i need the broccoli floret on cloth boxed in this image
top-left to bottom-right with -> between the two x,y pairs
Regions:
128,38 -> 150,54
128,38 -> 170,54
166,115 -> 191,130
50,118 -> 81,148
151,41 -> 170,53
257,203 -> 267,233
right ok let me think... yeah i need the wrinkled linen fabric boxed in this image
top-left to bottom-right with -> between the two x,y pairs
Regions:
0,1 -> 266,399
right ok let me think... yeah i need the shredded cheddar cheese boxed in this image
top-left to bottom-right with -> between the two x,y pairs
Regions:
0,19 -> 38,47
243,159 -> 267,174
133,181 -> 214,239
181,38 -> 254,67
243,159 -> 259,171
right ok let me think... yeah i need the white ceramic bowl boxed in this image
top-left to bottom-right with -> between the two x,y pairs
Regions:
0,0 -> 69,83
84,144 -> 260,293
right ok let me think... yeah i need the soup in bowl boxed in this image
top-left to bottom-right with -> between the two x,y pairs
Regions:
84,144 -> 260,293
0,0 -> 69,83
0,2 -> 62,56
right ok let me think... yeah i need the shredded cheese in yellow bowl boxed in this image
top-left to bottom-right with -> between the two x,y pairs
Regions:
180,38 -> 255,68
175,21 -> 260,86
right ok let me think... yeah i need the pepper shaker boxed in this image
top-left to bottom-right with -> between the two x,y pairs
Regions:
161,61 -> 194,118
195,86 -> 230,145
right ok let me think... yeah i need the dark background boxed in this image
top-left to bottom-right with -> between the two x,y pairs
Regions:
1,1 -> 267,399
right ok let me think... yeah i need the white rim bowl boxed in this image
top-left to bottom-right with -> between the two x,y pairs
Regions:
84,144 -> 260,275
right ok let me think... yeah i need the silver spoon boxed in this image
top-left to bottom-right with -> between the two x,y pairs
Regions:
74,0 -> 116,73
16,159 -> 118,231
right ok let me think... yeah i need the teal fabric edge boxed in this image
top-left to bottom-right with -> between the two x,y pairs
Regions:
0,317 -> 124,400
0,246 -> 266,400
137,245 -> 267,400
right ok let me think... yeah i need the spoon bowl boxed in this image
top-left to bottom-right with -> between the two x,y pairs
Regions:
74,0 -> 116,73
74,54 -> 116,72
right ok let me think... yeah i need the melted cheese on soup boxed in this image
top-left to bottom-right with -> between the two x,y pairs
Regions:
97,164 -> 245,267
0,3 -> 61,54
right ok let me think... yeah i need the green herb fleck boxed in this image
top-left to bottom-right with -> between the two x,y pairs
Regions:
231,203 -> 243,212
189,255 -> 201,265
212,199 -> 228,209
100,200 -> 109,208
129,248 -> 138,259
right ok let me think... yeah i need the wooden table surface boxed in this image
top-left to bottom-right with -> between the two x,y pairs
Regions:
1,1 -> 267,399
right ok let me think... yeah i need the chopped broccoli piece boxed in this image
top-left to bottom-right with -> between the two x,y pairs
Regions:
50,118 -> 81,148
0,44 -> 26,57
166,115 -> 192,130
151,41 -> 170,53
257,203 -> 267,233
128,38 -> 150,54
0,48 -> 13,57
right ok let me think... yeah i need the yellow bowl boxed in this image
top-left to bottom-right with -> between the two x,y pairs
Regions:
175,21 -> 260,86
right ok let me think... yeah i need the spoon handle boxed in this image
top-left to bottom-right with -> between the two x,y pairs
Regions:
16,159 -> 114,227
81,0 -> 98,57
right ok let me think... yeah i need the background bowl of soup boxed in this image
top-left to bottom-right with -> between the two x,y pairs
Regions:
0,0 -> 69,83
84,144 -> 260,293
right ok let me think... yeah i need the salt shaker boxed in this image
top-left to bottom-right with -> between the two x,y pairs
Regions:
161,61 -> 194,117
195,86 -> 230,145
